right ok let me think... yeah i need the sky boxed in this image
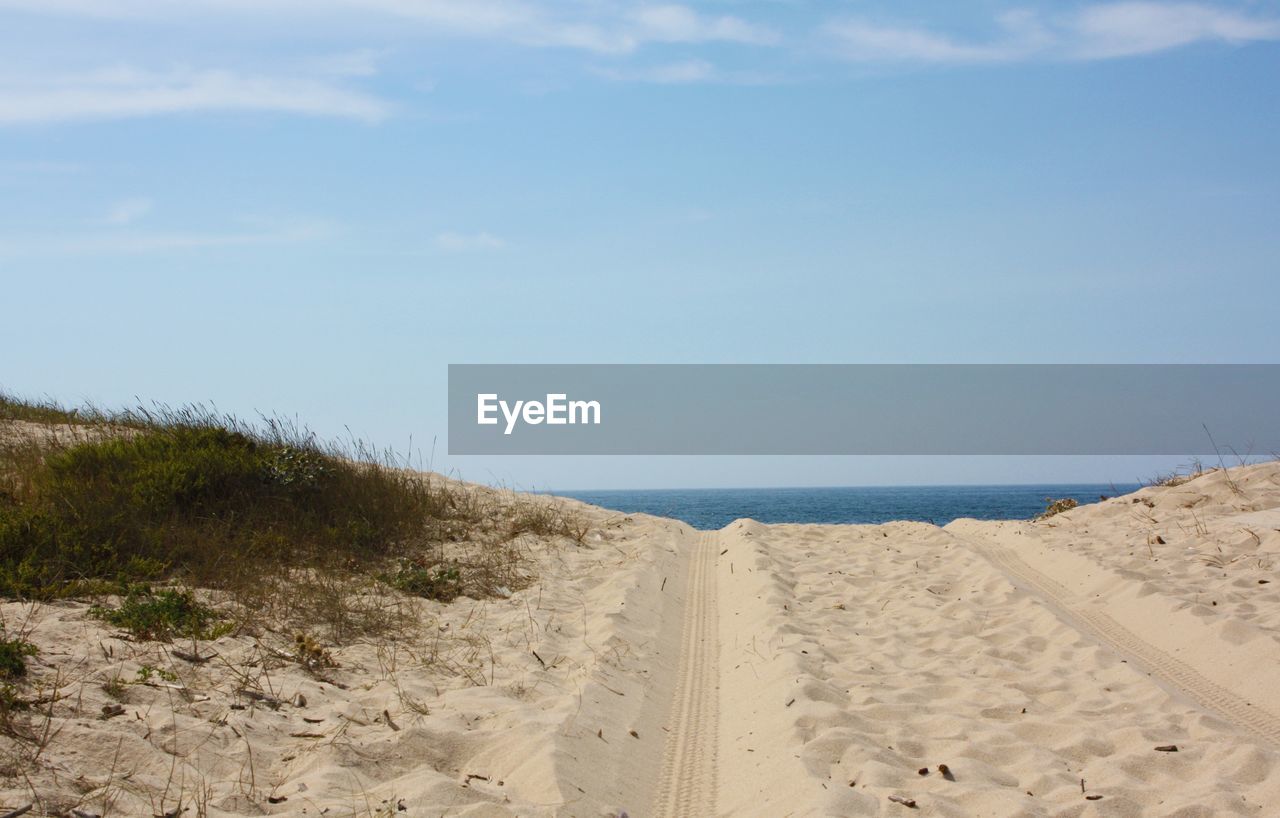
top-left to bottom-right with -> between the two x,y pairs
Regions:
1,1 -> 1278,490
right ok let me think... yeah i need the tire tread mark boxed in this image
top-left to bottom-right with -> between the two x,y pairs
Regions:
651,532 -> 720,817
963,535 -> 1280,747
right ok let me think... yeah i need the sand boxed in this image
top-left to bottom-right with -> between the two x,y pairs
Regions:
4,463 -> 1280,816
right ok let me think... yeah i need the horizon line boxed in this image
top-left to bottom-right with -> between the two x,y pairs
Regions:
542,479 -> 1146,494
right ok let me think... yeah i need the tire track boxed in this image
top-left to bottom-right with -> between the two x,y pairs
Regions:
959,534 -> 1280,747
651,532 -> 720,818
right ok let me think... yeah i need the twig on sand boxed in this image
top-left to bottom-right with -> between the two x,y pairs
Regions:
382,709 -> 400,731
888,794 -> 918,808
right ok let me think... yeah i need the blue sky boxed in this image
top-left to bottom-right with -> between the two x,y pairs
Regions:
1,1 -> 1278,489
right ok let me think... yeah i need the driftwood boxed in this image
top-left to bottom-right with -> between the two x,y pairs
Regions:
888,794 -> 918,808
1,804 -> 34,818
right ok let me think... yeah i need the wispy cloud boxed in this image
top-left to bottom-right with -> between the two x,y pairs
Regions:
596,59 -> 718,84
825,11 -> 1046,65
0,222 -> 327,257
1071,2 -> 1280,58
102,196 -> 152,225
0,0 -> 779,55
434,231 -> 506,251
0,66 -> 388,125
625,5 -> 777,48
595,58 -> 787,86
825,2 -> 1280,65
304,49 -> 385,78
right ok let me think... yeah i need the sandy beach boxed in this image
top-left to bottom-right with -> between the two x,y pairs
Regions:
8,0 -> 1280,811
3,463 -> 1280,816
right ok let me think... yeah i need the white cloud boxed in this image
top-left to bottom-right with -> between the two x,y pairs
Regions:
103,196 -> 152,225
825,20 -> 1024,64
1071,2 -> 1280,58
825,2 -> 1280,65
306,49 -> 385,78
434,231 -> 506,251
627,5 -> 778,47
0,0 -> 779,55
0,66 -> 389,125
598,59 -> 717,84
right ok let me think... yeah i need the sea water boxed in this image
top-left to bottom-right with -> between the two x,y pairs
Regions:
553,484 -> 1136,531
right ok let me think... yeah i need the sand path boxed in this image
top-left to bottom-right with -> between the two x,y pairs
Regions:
10,464 -> 1279,816
950,526 -> 1280,747
638,491 -> 1280,816
651,532 -> 721,817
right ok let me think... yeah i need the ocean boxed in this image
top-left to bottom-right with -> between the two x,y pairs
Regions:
553,484 -> 1138,531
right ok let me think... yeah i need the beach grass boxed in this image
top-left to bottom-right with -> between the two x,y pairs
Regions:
0,390 -> 587,635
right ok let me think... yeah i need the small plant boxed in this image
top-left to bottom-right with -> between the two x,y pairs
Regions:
102,675 -> 128,701
134,664 -> 178,684
0,638 -> 37,738
265,445 -> 330,489
294,632 -> 335,670
0,637 -> 37,679
385,558 -> 464,602
506,500 -> 591,543
91,586 -> 231,642
0,682 -> 27,711
1037,497 -> 1078,520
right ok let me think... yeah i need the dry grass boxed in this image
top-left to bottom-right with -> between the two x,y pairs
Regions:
1035,497 -> 1079,520
0,389 -> 599,809
0,390 -> 590,638
1146,458 -> 1212,488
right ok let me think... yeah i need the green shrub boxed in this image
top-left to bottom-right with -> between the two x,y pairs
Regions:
0,637 -> 36,679
90,587 -> 231,641
0,392 -> 588,630
385,558 -> 464,602
0,406 -> 453,598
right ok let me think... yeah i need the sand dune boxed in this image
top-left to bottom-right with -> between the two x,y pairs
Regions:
4,464 -> 1280,815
